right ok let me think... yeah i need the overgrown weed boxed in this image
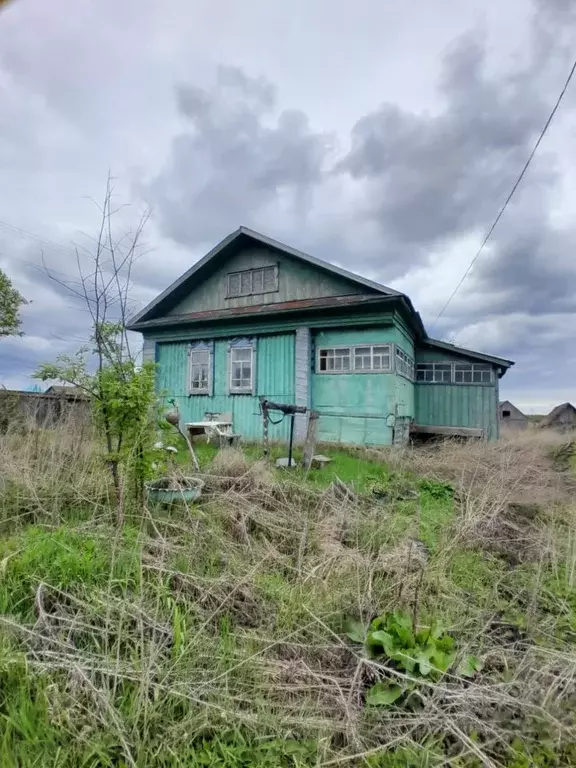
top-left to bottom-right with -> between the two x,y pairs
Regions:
0,426 -> 575,764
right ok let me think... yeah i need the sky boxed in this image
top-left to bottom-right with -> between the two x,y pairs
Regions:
1,0 -> 576,413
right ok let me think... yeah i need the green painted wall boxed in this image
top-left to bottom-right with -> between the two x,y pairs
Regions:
414,346 -> 499,440
156,333 -> 295,441
168,244 -> 367,315
311,325 -> 415,446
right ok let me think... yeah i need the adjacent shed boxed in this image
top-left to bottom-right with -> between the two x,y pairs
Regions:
499,400 -> 528,431
539,403 -> 576,432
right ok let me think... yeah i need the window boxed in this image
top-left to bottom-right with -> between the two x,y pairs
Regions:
416,362 -> 452,383
416,361 -> 493,384
319,347 -> 351,372
502,410 -> 511,418
454,363 -> 492,384
188,343 -> 212,394
395,347 -> 415,380
229,344 -> 255,393
227,266 -> 278,297
317,344 -> 392,373
354,345 -> 391,371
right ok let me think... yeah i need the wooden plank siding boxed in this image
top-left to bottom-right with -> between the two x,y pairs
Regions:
156,333 -> 295,441
415,347 -> 500,441
167,244 -> 367,315
311,325 -> 415,445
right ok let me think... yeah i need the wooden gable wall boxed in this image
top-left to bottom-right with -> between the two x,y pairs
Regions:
167,243 -> 370,316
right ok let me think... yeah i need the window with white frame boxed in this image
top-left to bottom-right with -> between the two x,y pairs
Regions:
354,345 -> 391,371
318,344 -> 392,373
318,347 -> 352,372
416,361 -> 493,384
395,347 -> 415,380
229,344 -> 255,393
416,362 -> 452,383
227,265 -> 278,298
454,363 -> 492,383
188,343 -> 212,394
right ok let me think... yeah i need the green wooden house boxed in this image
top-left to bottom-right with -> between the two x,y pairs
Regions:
127,227 -> 513,444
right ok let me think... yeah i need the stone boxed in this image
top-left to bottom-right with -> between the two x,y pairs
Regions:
311,454 -> 331,468
276,457 -> 297,468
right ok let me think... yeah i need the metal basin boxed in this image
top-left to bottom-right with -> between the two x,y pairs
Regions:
146,477 -> 204,504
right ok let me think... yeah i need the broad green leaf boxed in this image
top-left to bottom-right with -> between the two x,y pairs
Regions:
430,650 -> 456,672
366,682 -> 404,706
392,651 -> 416,673
458,655 -> 483,678
435,634 -> 455,653
416,652 -> 432,676
366,630 -> 395,655
344,617 -> 365,644
391,610 -> 413,632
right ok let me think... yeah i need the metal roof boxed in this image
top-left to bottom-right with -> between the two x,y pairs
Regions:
422,338 -> 514,368
127,226 -> 401,328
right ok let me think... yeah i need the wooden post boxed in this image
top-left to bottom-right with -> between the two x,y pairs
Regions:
302,410 -> 319,470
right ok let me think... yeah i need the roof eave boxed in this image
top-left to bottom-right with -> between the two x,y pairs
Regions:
127,227 -> 401,327
423,337 -> 515,369
127,293 -> 413,333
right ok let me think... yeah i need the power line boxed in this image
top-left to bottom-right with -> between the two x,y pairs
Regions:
432,55 -> 576,330
0,220 -> 77,255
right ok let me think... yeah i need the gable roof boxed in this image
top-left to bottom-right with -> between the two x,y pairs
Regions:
128,226 -> 401,328
539,402 -> 576,428
499,400 -> 527,418
422,338 -> 514,369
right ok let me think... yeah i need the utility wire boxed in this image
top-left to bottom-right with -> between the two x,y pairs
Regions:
432,55 -> 576,330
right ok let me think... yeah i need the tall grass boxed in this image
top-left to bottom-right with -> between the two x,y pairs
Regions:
0,424 -> 576,765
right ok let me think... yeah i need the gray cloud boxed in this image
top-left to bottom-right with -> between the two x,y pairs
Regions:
146,66 -> 333,249
1,0 -> 575,412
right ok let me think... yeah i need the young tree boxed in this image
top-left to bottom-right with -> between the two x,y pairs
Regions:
34,176 -> 157,523
0,267 -> 25,337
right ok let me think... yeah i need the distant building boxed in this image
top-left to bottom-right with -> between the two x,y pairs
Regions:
539,402 -> 576,431
499,400 -> 528,431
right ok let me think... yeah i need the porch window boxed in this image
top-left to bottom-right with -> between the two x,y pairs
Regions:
354,345 -> 391,371
229,343 -> 255,393
318,347 -> 351,372
395,347 -> 415,380
416,362 -> 452,383
416,361 -> 493,384
227,265 -> 278,297
188,342 -> 212,395
318,344 -> 392,373
454,363 -> 492,384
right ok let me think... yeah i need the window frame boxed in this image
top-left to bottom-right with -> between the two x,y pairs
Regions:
416,361 -> 494,385
226,265 -> 279,298
228,340 -> 256,394
187,342 -> 213,396
316,343 -> 393,374
395,347 -> 415,381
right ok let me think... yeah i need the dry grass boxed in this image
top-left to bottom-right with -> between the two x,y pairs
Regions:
0,426 -> 576,765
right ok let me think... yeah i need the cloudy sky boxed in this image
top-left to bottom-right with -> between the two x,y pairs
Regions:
1,0 -> 575,412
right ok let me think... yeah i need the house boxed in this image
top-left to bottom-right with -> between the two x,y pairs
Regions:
539,402 -> 576,431
127,227 -> 514,445
499,400 -> 528,431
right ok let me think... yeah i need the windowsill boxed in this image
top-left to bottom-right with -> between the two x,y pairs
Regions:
415,381 -> 494,386
315,369 -> 393,375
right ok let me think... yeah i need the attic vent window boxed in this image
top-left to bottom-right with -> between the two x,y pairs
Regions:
502,410 -> 511,418
227,266 -> 278,298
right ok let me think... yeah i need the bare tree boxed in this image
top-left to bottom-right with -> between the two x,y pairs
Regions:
35,175 -> 155,522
